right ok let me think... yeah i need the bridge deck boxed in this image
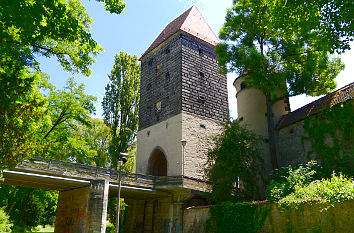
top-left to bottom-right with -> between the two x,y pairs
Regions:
1,157 -> 210,199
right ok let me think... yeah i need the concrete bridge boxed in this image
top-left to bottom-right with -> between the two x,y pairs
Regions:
1,157 -> 209,232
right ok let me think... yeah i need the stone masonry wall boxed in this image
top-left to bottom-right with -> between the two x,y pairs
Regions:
139,34 -> 182,130
182,112 -> 222,180
277,121 -> 312,168
181,34 -> 228,122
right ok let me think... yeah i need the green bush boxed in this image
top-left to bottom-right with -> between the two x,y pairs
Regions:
206,120 -> 264,202
0,208 -> 12,233
279,173 -> 354,208
206,202 -> 268,233
266,161 -> 329,201
106,223 -> 116,233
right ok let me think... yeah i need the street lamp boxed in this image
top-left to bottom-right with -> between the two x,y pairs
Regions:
181,139 -> 186,177
117,152 -> 134,233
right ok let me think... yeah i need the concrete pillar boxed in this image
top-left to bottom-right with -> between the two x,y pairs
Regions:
87,179 -> 109,233
55,186 -> 90,233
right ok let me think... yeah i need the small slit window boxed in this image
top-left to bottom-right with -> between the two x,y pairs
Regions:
156,101 -> 162,113
165,48 -> 170,54
198,96 -> 206,104
199,72 -> 204,78
148,59 -> 153,67
165,72 -> 170,79
198,48 -> 203,55
240,82 -> 247,90
147,83 -> 152,90
156,63 -> 162,76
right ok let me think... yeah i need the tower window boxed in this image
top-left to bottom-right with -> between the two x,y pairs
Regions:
156,101 -> 162,112
240,82 -> 247,90
199,72 -> 204,78
147,83 -> 152,90
156,63 -> 162,76
198,96 -> 205,104
165,48 -> 170,54
165,72 -> 170,79
198,48 -> 203,55
148,59 -> 153,67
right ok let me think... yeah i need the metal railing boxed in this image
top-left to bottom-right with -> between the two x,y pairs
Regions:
16,157 -> 209,191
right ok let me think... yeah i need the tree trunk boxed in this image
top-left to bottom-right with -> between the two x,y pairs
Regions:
265,92 -> 278,170
17,190 -> 32,225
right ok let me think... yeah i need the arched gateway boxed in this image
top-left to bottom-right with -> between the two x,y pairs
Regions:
148,148 -> 168,176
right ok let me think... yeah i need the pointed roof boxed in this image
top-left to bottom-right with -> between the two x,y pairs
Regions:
140,6 -> 219,60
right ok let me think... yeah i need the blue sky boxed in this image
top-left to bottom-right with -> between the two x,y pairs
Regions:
38,0 -> 353,119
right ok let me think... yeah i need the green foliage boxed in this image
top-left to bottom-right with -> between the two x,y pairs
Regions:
278,173 -> 354,208
0,185 -> 58,229
74,118 -> 112,167
206,202 -> 269,233
216,0 -> 346,169
266,161 -> 329,202
0,71 -> 48,170
303,99 -> 353,176
102,51 -> 140,169
0,208 -> 12,233
206,120 -> 263,202
106,223 -> 116,233
0,0 -> 125,171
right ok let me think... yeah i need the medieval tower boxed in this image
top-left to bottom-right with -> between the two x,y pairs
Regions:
136,6 -> 228,180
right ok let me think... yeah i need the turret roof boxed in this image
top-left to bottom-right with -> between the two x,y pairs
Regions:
140,6 -> 218,60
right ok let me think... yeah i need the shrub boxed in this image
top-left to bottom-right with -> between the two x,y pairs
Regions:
206,120 -> 264,202
206,201 -> 269,233
266,161 -> 329,201
0,208 -> 12,233
279,173 -> 354,208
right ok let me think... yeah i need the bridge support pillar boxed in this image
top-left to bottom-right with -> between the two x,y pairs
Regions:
55,179 -> 109,233
87,179 -> 109,232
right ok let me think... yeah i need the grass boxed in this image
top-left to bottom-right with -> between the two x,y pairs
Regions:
31,225 -> 54,233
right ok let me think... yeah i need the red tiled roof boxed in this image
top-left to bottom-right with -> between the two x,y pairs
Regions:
277,82 -> 354,129
140,6 -> 219,60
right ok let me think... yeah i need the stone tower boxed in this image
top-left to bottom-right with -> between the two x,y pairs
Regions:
136,6 -> 228,180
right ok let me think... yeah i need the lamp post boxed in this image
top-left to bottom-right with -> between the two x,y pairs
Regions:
116,152 -> 134,233
181,139 -> 186,177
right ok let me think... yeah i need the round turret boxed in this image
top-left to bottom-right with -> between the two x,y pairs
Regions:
234,76 -> 290,137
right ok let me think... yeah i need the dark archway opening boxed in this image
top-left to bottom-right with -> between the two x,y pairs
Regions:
148,149 -> 167,176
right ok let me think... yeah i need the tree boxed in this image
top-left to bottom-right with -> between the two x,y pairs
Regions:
0,71 -> 49,170
102,52 -> 140,169
0,185 -> 58,230
75,118 -> 112,167
40,77 -> 97,163
206,120 -> 264,202
0,0 -> 126,170
215,0 -> 345,170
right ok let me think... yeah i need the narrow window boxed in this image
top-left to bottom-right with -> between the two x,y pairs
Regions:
156,63 -> 162,76
198,48 -> 203,55
198,96 -> 205,104
165,48 -> 170,54
165,72 -> 170,79
147,83 -> 152,90
156,101 -> 162,113
199,72 -> 204,78
148,59 -> 153,67
240,82 -> 247,90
